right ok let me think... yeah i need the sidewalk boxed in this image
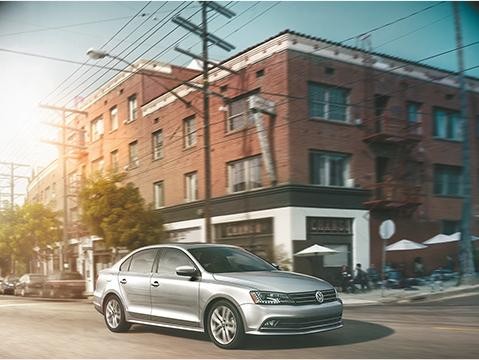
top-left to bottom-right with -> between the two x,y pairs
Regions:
340,281 -> 479,306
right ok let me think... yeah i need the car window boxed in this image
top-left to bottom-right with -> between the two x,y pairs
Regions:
189,246 -> 275,273
119,256 -> 132,272
156,248 -> 194,277
129,249 -> 157,273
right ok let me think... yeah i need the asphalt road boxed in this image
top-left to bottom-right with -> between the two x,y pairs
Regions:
0,293 -> 478,358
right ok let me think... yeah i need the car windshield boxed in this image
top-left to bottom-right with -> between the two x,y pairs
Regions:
189,246 -> 276,273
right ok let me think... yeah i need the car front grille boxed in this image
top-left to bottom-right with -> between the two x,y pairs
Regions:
260,315 -> 342,333
289,289 -> 337,305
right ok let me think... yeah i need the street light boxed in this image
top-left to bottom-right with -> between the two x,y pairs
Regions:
86,48 -> 134,68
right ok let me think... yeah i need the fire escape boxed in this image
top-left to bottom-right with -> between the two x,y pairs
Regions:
358,35 -> 423,215
362,107 -> 423,214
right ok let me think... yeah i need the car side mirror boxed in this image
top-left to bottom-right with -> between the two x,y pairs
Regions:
176,265 -> 199,279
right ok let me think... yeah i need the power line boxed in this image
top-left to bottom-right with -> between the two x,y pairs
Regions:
0,14 -> 144,38
56,2 -> 195,106
41,2 -> 154,104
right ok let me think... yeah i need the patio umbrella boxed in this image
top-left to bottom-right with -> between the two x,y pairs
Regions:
386,239 -> 427,251
422,233 -> 454,245
448,232 -> 479,241
294,244 -> 338,257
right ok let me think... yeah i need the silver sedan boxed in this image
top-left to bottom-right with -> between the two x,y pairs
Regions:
93,244 -> 343,349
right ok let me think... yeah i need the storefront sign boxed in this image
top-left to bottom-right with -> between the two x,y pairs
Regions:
307,217 -> 352,234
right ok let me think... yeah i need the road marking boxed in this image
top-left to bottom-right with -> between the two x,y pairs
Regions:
434,326 -> 479,333
0,302 -> 47,308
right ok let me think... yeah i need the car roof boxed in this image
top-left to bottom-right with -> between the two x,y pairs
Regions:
132,243 -> 239,251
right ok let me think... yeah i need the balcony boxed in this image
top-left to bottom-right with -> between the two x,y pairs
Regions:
364,182 -> 422,210
363,114 -> 422,145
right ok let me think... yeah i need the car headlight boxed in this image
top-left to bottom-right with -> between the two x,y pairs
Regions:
250,291 -> 294,305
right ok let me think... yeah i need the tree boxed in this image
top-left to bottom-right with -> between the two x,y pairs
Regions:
79,172 -> 165,250
0,204 -> 61,273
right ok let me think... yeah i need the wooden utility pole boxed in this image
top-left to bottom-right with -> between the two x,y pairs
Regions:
172,1 -> 235,243
453,2 -> 476,284
39,104 -> 87,270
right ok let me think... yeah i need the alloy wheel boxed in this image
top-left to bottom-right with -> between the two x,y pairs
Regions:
209,305 -> 238,346
105,298 -> 122,329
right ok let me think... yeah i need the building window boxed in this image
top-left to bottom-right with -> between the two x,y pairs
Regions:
228,96 -> 250,132
110,106 -> 118,131
91,157 -> 104,174
441,220 -> 460,235
90,116 -> 104,142
153,181 -> 164,209
228,156 -> 262,193
185,172 -> 198,202
183,116 -> 196,148
433,108 -> 462,141
310,151 -> 350,187
434,164 -> 462,196
308,82 -> 349,122
128,141 -> 139,169
128,95 -> 138,122
152,130 -> 163,160
110,150 -> 119,172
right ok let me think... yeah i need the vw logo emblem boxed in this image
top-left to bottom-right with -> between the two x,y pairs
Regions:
315,290 -> 324,303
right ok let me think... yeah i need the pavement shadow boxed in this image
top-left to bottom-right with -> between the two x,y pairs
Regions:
129,319 -> 394,350
243,319 -> 394,350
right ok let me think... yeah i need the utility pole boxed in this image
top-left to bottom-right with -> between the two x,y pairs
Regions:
0,161 -> 30,274
453,2 -> 476,284
0,161 -> 30,209
39,104 -> 87,271
172,1 -> 235,243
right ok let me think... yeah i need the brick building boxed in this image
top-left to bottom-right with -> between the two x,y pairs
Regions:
28,31 -> 479,287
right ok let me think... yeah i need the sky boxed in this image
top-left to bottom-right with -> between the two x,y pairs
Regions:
0,0 -> 478,202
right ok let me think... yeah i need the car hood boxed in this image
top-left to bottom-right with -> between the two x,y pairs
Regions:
212,271 -> 333,292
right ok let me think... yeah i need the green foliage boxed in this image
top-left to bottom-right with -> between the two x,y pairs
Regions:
0,203 -> 61,266
79,172 -> 165,250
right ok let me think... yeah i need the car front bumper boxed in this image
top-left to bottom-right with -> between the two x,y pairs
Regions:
240,299 -> 343,335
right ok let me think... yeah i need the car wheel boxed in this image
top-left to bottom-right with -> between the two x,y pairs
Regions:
104,295 -> 131,332
207,300 -> 245,349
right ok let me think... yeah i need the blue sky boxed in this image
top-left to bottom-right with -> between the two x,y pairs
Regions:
0,1 -> 478,171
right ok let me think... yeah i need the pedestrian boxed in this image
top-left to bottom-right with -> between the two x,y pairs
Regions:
413,256 -> 424,278
367,263 -> 380,288
340,265 -> 355,293
354,263 -> 369,291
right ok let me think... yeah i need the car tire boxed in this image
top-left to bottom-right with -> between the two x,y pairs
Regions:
104,295 -> 131,333
207,300 -> 245,349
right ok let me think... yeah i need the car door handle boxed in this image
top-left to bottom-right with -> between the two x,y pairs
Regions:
119,279 -> 127,285
151,281 -> 160,287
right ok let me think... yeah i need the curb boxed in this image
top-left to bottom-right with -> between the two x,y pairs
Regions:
398,284 -> 479,304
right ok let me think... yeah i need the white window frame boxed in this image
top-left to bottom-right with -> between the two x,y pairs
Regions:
228,156 -> 262,193
309,83 -> 350,123
110,106 -> 118,131
90,116 -> 104,142
152,130 -> 163,160
128,141 -> 139,168
154,181 -> 164,209
183,116 -> 196,148
110,149 -> 119,172
128,95 -> 138,122
310,151 -> 350,187
185,172 -> 198,202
